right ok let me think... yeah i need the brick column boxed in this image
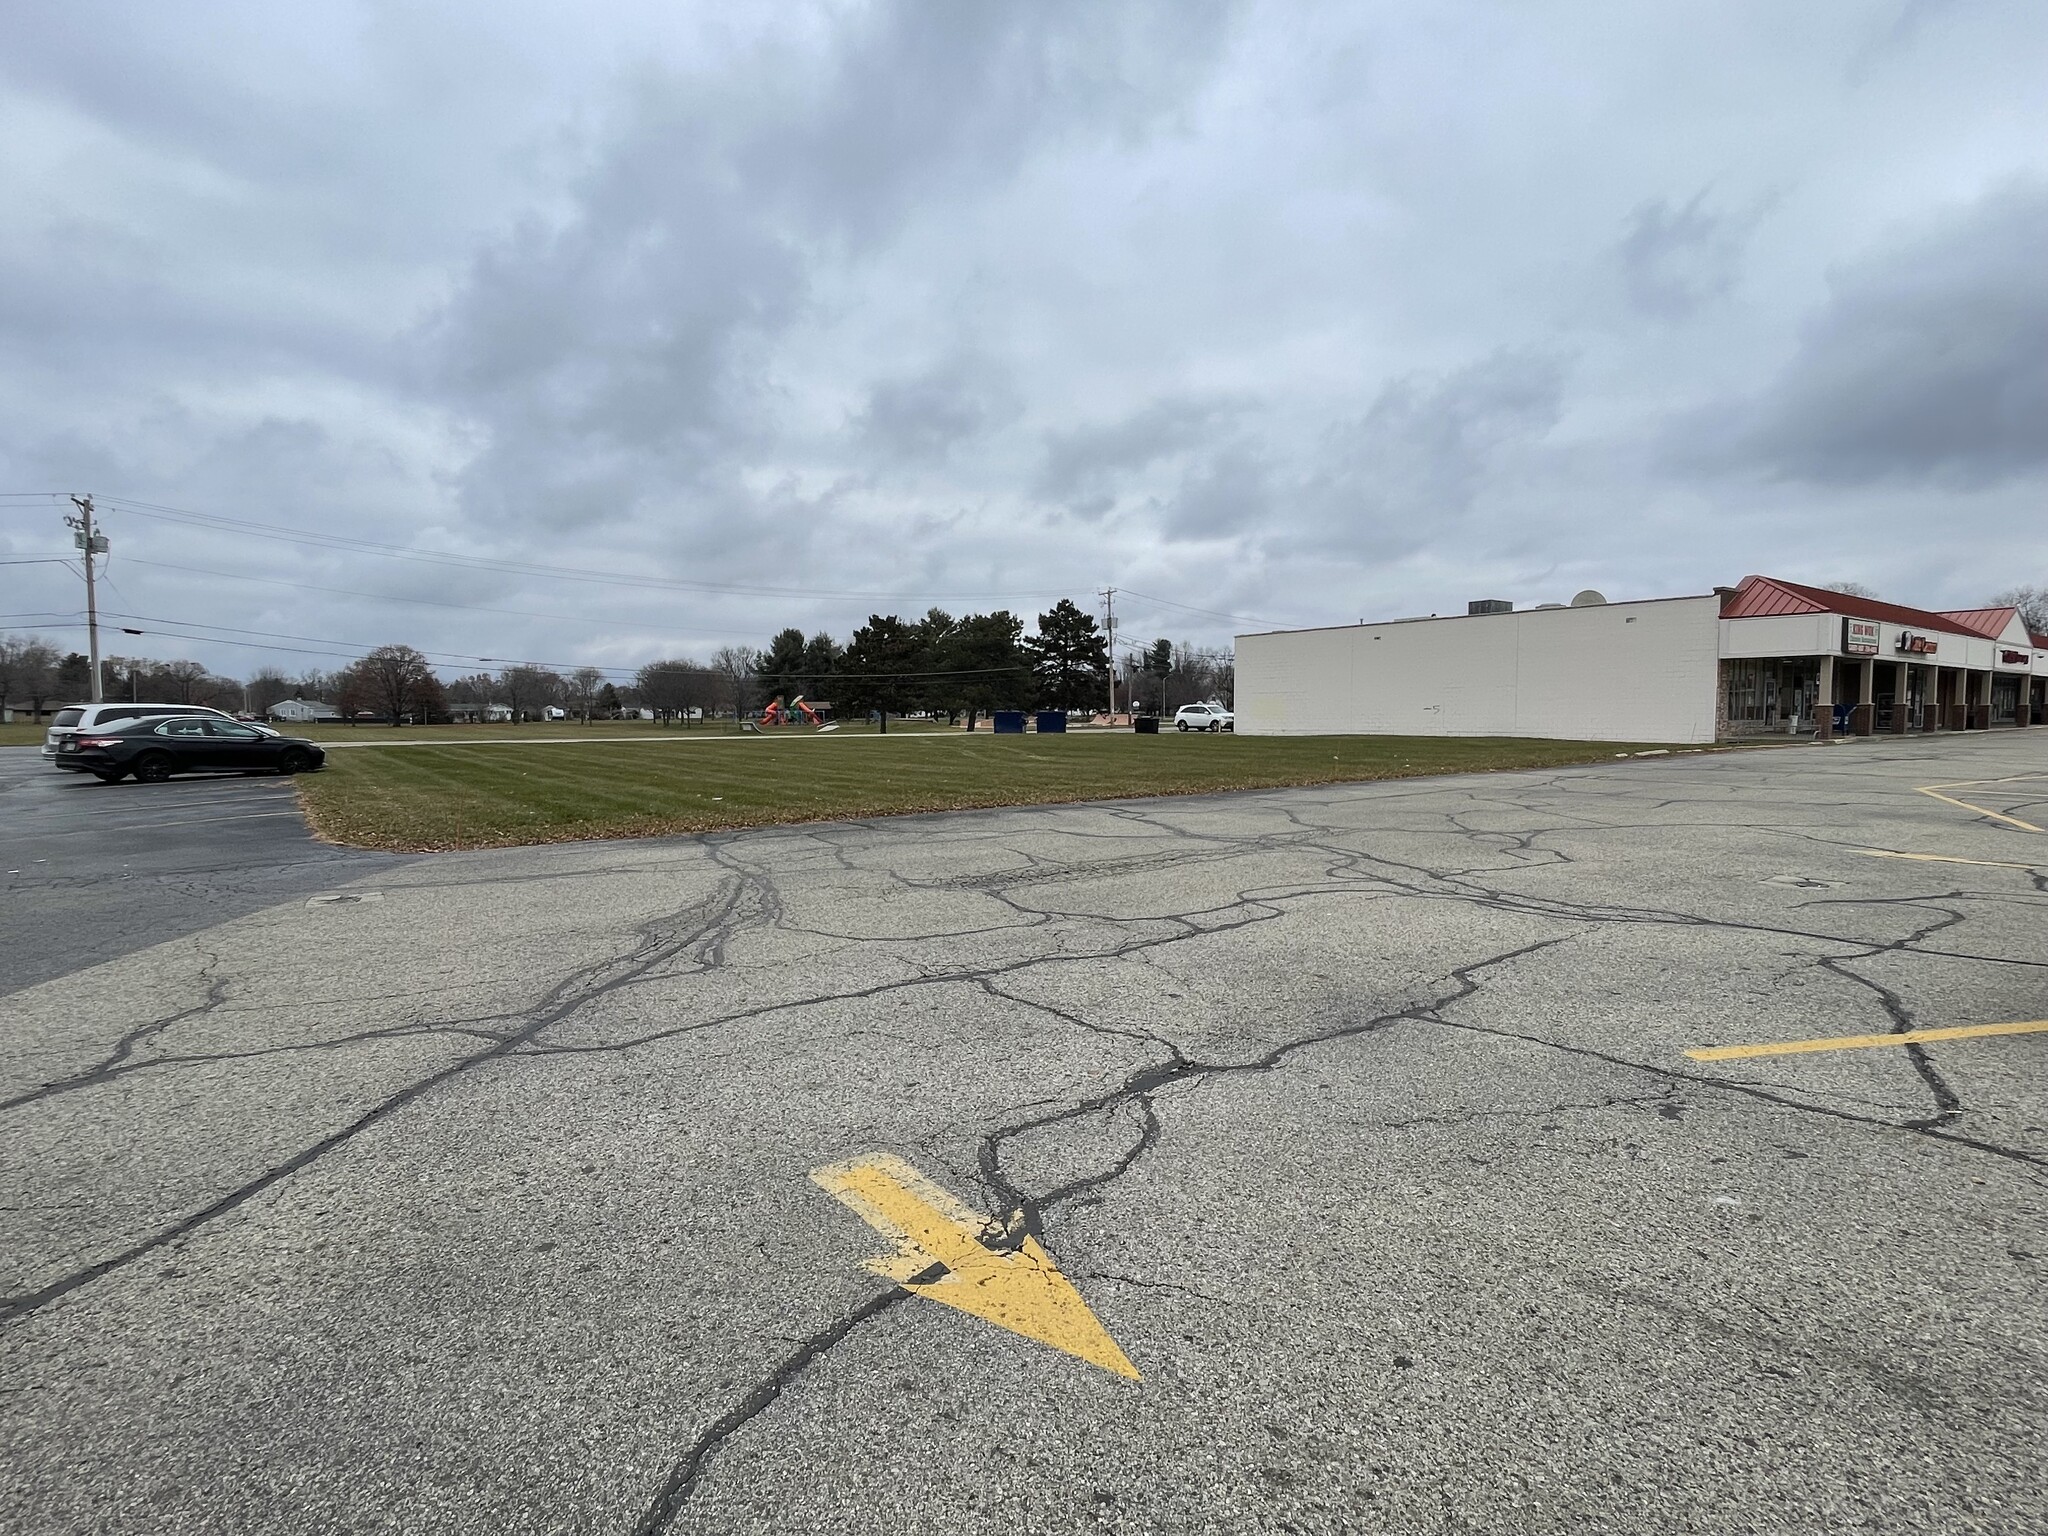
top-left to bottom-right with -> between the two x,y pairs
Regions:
1853,659 -> 1875,735
1891,660 -> 1910,733
1814,655 -> 1834,741
1971,670 -> 1992,730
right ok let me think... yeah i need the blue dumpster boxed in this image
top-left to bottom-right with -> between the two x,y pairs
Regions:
1035,711 -> 1067,734
992,711 -> 1026,734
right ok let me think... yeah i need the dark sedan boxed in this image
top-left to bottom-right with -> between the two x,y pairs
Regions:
54,716 -> 326,783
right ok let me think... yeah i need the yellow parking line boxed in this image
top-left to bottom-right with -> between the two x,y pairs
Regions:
1853,849 -> 2040,870
1914,775 -> 2046,834
1687,1020 -> 2048,1061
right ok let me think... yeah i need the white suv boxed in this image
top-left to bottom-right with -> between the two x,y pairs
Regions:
42,702 -> 236,758
1173,702 -> 1235,732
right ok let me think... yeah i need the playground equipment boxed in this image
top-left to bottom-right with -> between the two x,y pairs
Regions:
760,694 -> 829,728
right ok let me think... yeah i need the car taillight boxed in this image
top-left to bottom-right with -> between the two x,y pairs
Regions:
79,736 -> 125,748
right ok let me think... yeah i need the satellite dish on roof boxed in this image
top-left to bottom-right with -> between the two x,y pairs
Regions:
1570,589 -> 1608,607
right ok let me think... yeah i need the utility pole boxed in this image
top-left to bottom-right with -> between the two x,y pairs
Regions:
65,495 -> 108,703
1100,586 -> 1117,718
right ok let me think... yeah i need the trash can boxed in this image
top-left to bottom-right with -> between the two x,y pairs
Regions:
1035,711 -> 1067,734
992,711 -> 1026,734
1133,715 -> 1159,734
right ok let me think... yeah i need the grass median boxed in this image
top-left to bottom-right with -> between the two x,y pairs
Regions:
293,730 -> 1686,851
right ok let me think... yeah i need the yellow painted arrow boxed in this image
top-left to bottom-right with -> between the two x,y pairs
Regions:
810,1152 -> 1139,1380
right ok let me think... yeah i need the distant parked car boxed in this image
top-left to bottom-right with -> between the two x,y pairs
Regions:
1173,702 -> 1235,732
51,716 -> 326,783
41,702 -> 235,759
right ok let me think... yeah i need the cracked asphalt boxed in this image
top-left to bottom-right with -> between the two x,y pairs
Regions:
3,734 -> 2045,1535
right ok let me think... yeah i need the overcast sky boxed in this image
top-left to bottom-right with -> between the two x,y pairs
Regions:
3,0 -> 2045,683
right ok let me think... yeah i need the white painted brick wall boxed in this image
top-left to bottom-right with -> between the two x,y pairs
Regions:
1236,596 -> 1721,743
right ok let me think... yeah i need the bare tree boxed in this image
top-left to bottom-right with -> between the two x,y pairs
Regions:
709,645 -> 759,721
350,645 -> 438,726
158,659 -> 209,704
1992,585 -> 2048,635
568,666 -> 606,723
445,673 -> 493,720
497,665 -> 562,722
635,659 -> 712,725
246,669 -> 296,716
1822,581 -> 1880,600
0,636 -> 58,721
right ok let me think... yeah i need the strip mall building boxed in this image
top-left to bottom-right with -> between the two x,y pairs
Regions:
1235,575 -> 2048,744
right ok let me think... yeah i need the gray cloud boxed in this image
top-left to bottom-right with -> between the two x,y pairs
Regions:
1162,446 -> 1271,540
1617,191 -> 1759,319
856,356 -> 1021,464
432,0 -> 1242,531
1286,350 -> 1568,559
2,0 -> 2046,683
1033,397 -> 1238,517
1681,179 -> 2048,487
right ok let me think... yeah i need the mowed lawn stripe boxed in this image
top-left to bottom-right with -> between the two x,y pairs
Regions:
295,732 -> 1686,851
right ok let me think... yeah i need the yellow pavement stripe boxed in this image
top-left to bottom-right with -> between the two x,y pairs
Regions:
1853,849 -> 2040,870
1908,786 -> 2039,835
811,1152 -> 1139,1380
1913,774 -> 2047,834
1687,1020 -> 2048,1062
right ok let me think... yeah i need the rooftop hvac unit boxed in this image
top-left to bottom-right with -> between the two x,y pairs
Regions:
1467,599 -> 1512,615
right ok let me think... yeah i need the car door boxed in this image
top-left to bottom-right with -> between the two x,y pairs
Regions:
151,715 -> 214,767
204,719 -> 275,771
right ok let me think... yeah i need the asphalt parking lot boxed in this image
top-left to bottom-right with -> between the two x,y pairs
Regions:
2,734 -> 2044,1535
0,747 -> 401,993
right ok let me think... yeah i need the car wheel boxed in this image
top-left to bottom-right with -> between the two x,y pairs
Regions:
132,752 -> 175,784
1177,721 -> 1189,730
1208,721 -> 1221,732
278,748 -> 317,775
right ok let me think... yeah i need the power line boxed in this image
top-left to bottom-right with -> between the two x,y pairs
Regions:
1115,587 -> 1279,628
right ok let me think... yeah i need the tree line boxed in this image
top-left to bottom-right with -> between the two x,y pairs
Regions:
0,594 -> 1238,727
0,640 -> 243,719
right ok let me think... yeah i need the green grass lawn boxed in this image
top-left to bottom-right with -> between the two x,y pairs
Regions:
294,731 -> 1691,851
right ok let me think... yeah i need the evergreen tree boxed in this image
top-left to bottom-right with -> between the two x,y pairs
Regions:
837,615 -> 921,727
1025,598 -> 1109,711
757,628 -> 809,704
799,632 -> 841,698
940,611 -> 1031,728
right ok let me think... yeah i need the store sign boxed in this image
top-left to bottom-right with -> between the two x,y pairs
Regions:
2002,649 -> 2030,664
1895,632 -> 1938,655
1842,618 -> 1880,655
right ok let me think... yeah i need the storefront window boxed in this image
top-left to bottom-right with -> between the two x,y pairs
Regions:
1721,659 -> 1822,735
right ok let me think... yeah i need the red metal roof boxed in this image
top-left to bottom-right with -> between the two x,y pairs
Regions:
1718,575 -> 1982,638
1938,606 -> 2023,639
